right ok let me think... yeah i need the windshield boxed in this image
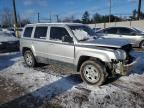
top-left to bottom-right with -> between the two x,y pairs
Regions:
69,25 -> 97,41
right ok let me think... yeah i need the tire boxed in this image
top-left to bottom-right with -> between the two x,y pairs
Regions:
24,50 -> 36,67
80,60 -> 106,86
140,41 -> 144,49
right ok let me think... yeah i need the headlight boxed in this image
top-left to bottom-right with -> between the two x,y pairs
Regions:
115,49 -> 127,60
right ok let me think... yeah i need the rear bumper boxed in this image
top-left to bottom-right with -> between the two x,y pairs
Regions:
115,57 -> 140,75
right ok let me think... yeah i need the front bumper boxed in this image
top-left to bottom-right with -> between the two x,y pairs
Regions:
115,57 -> 140,75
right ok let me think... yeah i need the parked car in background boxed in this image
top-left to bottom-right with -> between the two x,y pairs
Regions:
20,23 -> 137,86
0,32 -> 19,52
3,27 -> 23,37
3,28 -> 16,36
96,27 -> 144,48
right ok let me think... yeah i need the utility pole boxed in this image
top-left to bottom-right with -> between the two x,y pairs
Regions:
56,15 -> 59,22
109,0 -> 111,23
137,0 -> 141,20
12,0 -> 19,37
49,12 -> 52,23
37,12 -> 40,23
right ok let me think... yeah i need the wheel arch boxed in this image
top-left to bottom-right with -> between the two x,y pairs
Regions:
22,46 -> 36,56
76,55 -> 106,72
139,40 -> 144,48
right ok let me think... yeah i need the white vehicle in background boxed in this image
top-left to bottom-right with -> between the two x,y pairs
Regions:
3,27 -> 23,37
3,28 -> 16,36
0,32 -> 19,52
96,27 -> 144,48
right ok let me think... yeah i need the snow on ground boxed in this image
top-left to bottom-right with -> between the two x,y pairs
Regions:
0,52 -> 21,71
0,32 -> 18,42
0,51 -> 144,108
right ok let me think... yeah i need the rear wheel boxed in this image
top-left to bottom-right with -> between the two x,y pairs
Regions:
80,60 -> 106,86
24,50 -> 36,67
140,41 -> 144,49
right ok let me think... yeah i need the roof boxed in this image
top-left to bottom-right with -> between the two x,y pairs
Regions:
26,22 -> 83,26
105,26 -> 131,29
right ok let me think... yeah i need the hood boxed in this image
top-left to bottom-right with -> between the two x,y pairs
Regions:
79,38 -> 130,49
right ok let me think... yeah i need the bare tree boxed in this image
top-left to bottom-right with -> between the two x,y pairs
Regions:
20,19 -> 31,27
1,8 -> 31,28
1,8 -> 14,28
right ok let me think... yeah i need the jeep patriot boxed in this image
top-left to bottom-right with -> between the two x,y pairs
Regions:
20,23 -> 137,86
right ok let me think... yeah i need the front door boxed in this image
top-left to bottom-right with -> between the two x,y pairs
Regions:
47,26 -> 74,64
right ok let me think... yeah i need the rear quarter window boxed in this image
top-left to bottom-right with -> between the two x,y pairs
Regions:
23,27 -> 33,38
119,28 -> 133,35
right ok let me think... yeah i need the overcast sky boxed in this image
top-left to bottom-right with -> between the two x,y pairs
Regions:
0,0 -> 144,22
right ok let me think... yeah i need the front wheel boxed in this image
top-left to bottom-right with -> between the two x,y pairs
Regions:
80,60 -> 106,86
24,50 -> 36,67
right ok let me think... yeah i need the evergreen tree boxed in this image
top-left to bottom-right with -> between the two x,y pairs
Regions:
82,11 -> 90,24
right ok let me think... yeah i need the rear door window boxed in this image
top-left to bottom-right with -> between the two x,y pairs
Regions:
34,27 -> 48,39
104,28 -> 118,34
23,27 -> 33,38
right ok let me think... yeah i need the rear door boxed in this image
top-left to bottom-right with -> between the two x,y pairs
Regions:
32,25 -> 49,58
21,26 -> 34,51
47,25 -> 74,64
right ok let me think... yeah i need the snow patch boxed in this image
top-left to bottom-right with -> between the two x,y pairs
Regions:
0,51 -> 144,107
72,29 -> 89,41
0,32 -> 18,42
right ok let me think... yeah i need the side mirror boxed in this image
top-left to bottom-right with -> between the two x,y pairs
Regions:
62,35 -> 73,43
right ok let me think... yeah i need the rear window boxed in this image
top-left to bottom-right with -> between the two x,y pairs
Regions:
34,27 -> 48,39
119,28 -> 133,35
23,27 -> 33,37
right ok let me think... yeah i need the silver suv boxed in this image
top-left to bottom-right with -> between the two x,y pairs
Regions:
20,23 -> 137,86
